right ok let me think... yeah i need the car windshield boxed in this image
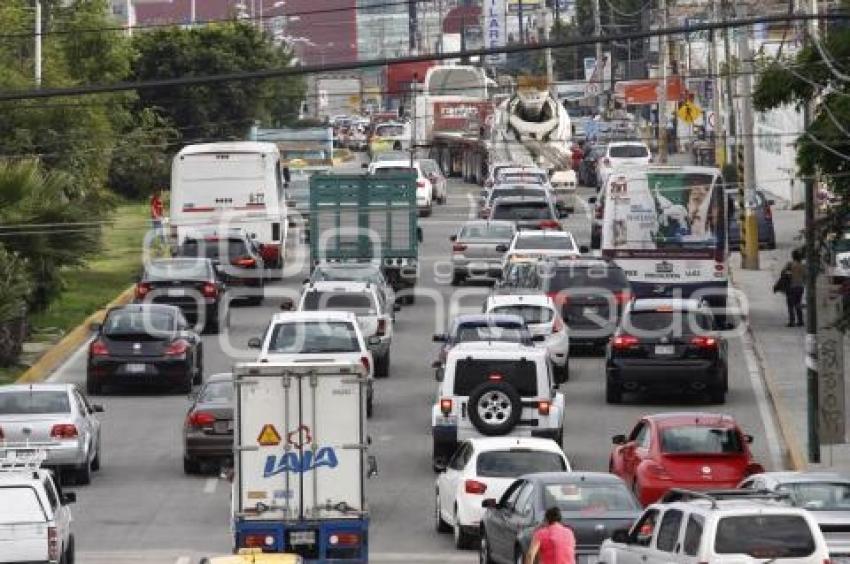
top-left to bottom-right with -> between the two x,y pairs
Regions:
660,426 -> 743,454
145,259 -> 210,282
491,305 -> 554,324
302,292 -> 376,315
492,202 -> 552,221
0,391 -> 71,414
498,173 -> 547,185
312,266 -> 381,284
460,224 -> 515,240
179,239 -> 247,260
104,310 -> 175,336
455,324 -> 528,343
610,145 -> 648,158
777,482 -> 850,511
715,515 -> 815,558
453,359 -> 538,396
515,236 -> 574,250
0,488 -> 46,523
543,482 -> 639,513
548,265 -> 629,292
267,321 -> 360,354
376,125 -> 404,137
198,380 -> 234,403
625,310 -> 713,335
476,450 -> 566,478
372,166 -> 414,176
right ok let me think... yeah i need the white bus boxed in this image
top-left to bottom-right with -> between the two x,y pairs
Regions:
600,166 -> 729,315
170,142 -> 288,268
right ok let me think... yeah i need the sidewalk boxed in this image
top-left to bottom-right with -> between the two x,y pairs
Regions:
731,207 -> 850,470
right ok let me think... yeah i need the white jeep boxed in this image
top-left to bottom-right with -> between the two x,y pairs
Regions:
431,342 -> 565,467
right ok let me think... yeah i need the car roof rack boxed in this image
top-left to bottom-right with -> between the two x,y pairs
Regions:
661,488 -> 790,508
0,446 -> 48,476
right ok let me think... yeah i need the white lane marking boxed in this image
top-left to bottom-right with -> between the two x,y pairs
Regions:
741,330 -> 784,470
174,558 -> 190,564
47,338 -> 92,383
203,477 -> 218,494
371,553 -> 476,562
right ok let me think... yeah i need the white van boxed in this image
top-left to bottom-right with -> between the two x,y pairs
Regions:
170,142 -> 288,268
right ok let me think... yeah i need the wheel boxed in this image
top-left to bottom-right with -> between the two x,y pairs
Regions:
515,547 -> 525,564
451,271 -> 465,286
435,490 -> 451,533
556,360 -> 569,383
65,534 -> 75,564
183,455 -> 201,475
454,506 -> 475,549
606,381 -> 622,404
204,314 -> 220,335
467,381 -> 522,436
75,460 -> 91,485
480,532 -> 495,564
367,393 -> 373,418
177,371 -> 193,394
85,376 -> 101,395
709,387 -> 726,404
193,346 -> 204,385
91,442 -> 101,472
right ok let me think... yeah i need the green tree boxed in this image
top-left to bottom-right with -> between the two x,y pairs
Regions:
0,160 -> 105,310
108,108 -> 179,199
0,246 -> 30,366
131,23 -> 306,141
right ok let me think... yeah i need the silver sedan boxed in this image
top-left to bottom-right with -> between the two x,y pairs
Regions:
0,383 -> 103,485
449,220 -> 517,284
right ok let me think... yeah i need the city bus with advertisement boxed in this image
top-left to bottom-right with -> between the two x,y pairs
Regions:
599,165 -> 729,318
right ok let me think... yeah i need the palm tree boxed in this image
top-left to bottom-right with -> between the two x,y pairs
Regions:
0,160 -> 106,310
0,245 -> 30,366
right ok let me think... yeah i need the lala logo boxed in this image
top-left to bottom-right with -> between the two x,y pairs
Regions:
262,425 -> 338,477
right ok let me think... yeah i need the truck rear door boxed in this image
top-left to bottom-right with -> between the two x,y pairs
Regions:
0,486 -> 49,563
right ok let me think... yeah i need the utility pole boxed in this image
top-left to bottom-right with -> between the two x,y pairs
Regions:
545,9 -> 554,87
710,0 -> 723,165
408,0 -> 417,53
518,0 -> 525,44
657,0 -> 669,163
34,0 -> 42,88
593,0 -> 602,109
722,0 -> 737,169
410,73 -> 417,168
738,15 -> 760,269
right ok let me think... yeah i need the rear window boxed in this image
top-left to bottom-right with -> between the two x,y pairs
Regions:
543,482 -> 639,513
199,380 -> 234,403
491,305 -> 554,324
0,391 -> 71,415
492,202 -> 553,221
660,426 -> 743,454
372,166 -> 414,176
610,145 -> 649,158
179,239 -> 248,260
145,259 -> 211,282
476,450 -> 566,478
302,292 -> 376,315
548,265 -> 629,292
515,236 -> 574,250
460,224 -> 515,240
499,173 -> 547,184
312,266 -> 382,284
777,482 -> 850,511
453,359 -> 538,396
715,515 -> 815,558
455,324 -> 528,343
267,321 -> 360,354
376,124 -> 404,137
104,310 -> 175,336
489,189 -> 545,204
625,311 -> 713,335
0,487 -> 46,523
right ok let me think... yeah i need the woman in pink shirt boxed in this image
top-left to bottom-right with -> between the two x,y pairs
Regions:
525,507 -> 576,564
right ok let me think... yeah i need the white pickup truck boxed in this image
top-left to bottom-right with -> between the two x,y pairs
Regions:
0,449 -> 76,564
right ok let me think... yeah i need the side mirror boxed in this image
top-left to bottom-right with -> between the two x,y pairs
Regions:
611,528 -> 630,544
280,298 -> 294,311
745,434 -> 754,444
91,404 -> 105,413
62,492 -> 76,505
612,434 -> 627,445
767,199 -> 775,206
481,498 -> 498,509
282,167 -> 291,183
532,335 -> 546,342
393,304 -> 401,312
302,278 -> 310,285
587,196 -> 597,205
495,244 -> 508,253
434,460 -> 448,473
367,455 -> 379,478
368,335 -> 381,346
417,227 -> 423,243
449,235 -> 457,242
559,209 -> 569,218
579,245 -> 590,254
89,322 -> 102,333
433,334 -> 447,342
361,163 -> 369,169
247,337 -> 262,349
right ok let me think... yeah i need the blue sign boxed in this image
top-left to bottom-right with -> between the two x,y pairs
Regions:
263,447 -> 339,477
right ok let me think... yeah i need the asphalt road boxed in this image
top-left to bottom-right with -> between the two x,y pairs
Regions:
45,170 -> 781,564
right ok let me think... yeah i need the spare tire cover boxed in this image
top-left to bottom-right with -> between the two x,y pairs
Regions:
467,381 -> 523,436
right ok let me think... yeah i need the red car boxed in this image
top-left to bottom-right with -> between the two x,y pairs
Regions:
608,412 -> 763,506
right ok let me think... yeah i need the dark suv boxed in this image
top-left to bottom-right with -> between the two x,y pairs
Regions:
489,196 -> 564,231
500,258 -> 630,350
175,232 -> 265,304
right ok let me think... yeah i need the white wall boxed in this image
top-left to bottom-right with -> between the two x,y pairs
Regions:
754,104 -> 804,205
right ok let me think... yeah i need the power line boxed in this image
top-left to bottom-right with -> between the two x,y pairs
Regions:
0,12 -> 847,102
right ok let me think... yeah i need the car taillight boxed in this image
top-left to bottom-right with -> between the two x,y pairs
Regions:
645,461 -> 672,480
201,283 -> 218,298
595,204 -> 604,220
465,479 -> 488,495
329,532 -> 361,546
50,423 -> 78,439
690,335 -> 718,349
0,426 -> 3,440
243,533 -> 276,548
165,339 -> 189,356
187,411 -> 216,428
135,281 -> 152,299
48,526 -> 59,561
538,220 -> 561,230
547,291 -> 568,307
440,398 -> 453,416
612,334 -> 640,349
90,339 -> 109,357
764,204 -> 773,221
480,207 -> 490,218
259,243 -> 280,262
745,462 -> 765,476
452,243 -> 467,253
417,180 -> 426,188
613,291 -> 632,305
552,316 -> 563,333
232,257 -> 256,268
538,400 -> 551,415
360,355 -> 370,374
602,157 -> 611,167
376,319 -> 387,337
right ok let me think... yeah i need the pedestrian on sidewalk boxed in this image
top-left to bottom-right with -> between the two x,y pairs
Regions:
524,507 -> 576,564
777,249 -> 805,327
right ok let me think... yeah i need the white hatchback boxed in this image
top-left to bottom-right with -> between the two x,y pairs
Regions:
503,229 -> 580,265
483,293 -> 570,383
596,141 -> 652,189
435,437 -> 570,549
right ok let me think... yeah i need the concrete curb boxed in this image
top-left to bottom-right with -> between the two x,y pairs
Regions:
730,271 -> 808,470
16,286 -> 135,384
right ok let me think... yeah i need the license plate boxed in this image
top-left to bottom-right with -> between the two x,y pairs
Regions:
214,421 -> 232,434
167,289 -> 185,297
289,531 -> 316,545
655,345 -> 675,355
125,363 -> 146,373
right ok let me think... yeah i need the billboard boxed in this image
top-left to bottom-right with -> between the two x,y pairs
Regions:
484,0 -> 507,64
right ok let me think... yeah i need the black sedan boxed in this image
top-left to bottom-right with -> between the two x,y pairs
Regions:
86,304 -> 202,394
479,472 -> 641,564
135,257 -> 227,333
183,373 -> 233,474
